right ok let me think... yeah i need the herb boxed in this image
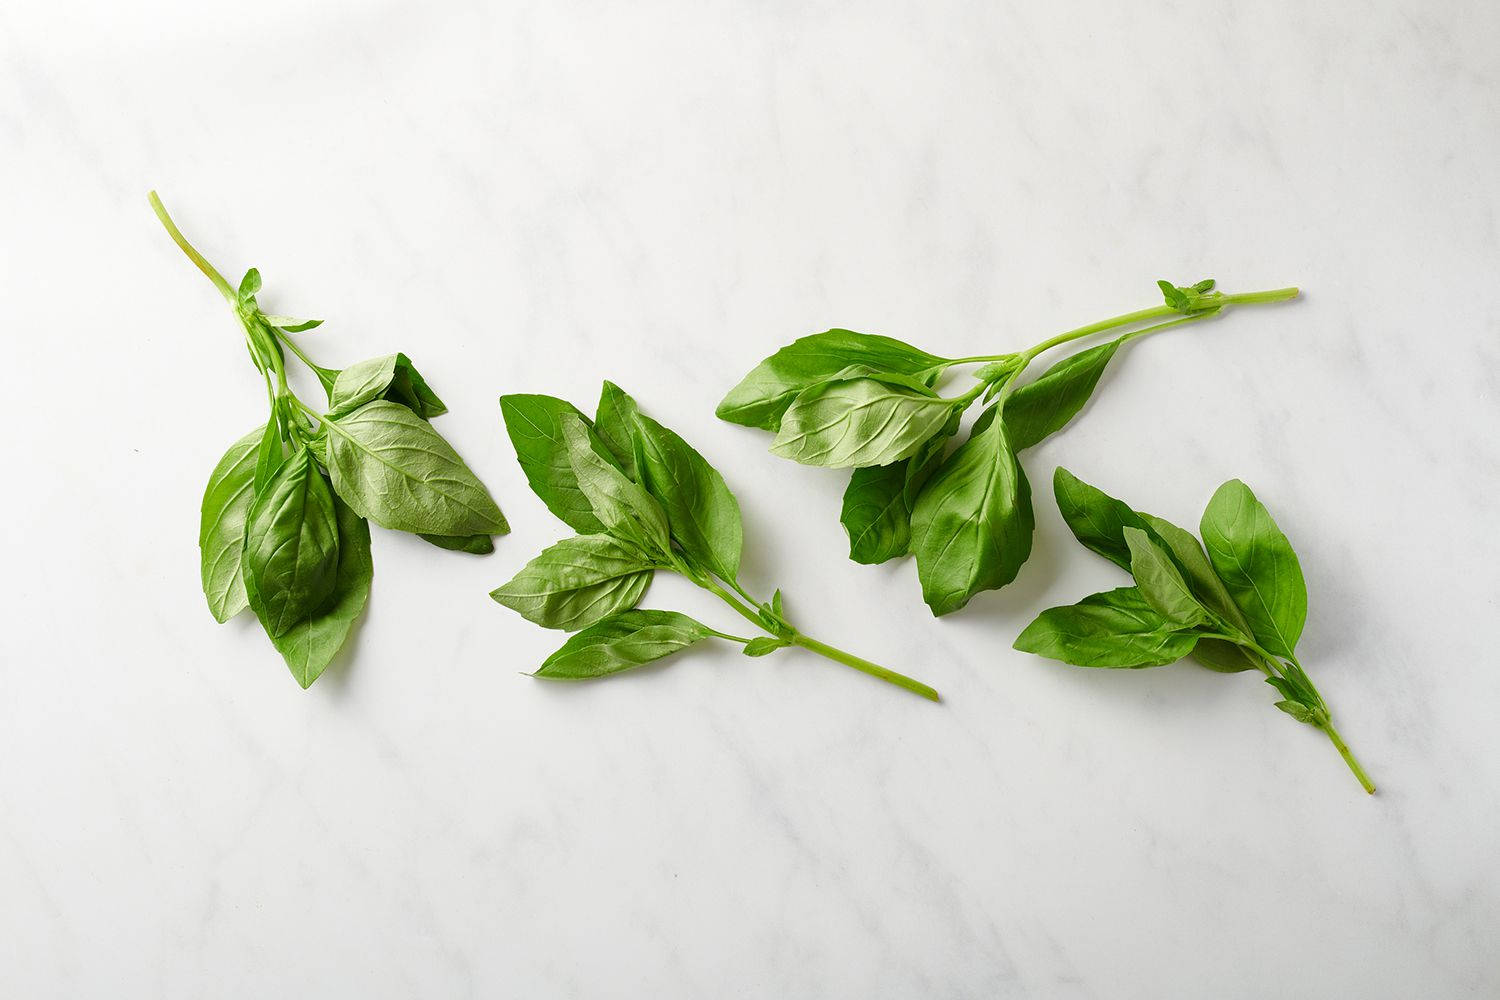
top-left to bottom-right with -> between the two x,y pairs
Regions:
718,279 -> 1299,615
495,383 -> 939,701
152,192 -> 507,688
1014,468 -> 1375,794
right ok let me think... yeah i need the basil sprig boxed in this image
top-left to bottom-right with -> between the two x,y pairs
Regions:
153,192 -> 507,688
495,383 -> 939,701
718,279 -> 1299,615
1014,468 -> 1375,794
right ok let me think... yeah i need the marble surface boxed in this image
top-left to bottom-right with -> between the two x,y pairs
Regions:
3,1 -> 1498,996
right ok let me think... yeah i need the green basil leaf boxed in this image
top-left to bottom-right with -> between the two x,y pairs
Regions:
327,353 -> 447,420
1014,587 -> 1200,668
1192,638 -> 1262,674
717,329 -> 943,431
261,315 -> 323,333
1051,467 -> 1142,571
1200,479 -> 1307,659
559,413 -> 671,555
243,446 -> 342,637
1004,338 -> 1122,451
419,532 -> 495,554
325,400 -> 508,537
490,534 -> 657,631
771,377 -> 955,468
1123,527 -> 1209,628
1274,699 -> 1317,724
909,407 -> 1034,615
840,419 -> 954,565
594,382 -> 744,581
245,495 -> 372,689
199,426 -> 263,622
252,418 -> 287,493
593,380 -> 641,479
500,394 -> 614,534
533,609 -> 716,680
742,636 -> 790,657
238,267 -> 262,302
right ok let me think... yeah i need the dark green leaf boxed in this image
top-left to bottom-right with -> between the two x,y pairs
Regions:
199,426 -> 263,622
533,610 -> 716,679
500,394 -> 614,534
490,534 -> 657,631
324,400 -> 508,537
772,375 -> 955,468
1004,338 -> 1122,451
328,353 -> 447,420
245,495 -> 372,689
558,414 -> 672,555
1052,467 -> 1142,571
252,418 -> 286,493
717,329 -> 943,431
594,382 -> 744,580
419,532 -> 494,554
1200,479 -> 1307,659
1014,587 -> 1199,668
1123,527 -> 1209,628
909,407 -> 1034,615
840,416 -> 954,564
243,446 -> 342,637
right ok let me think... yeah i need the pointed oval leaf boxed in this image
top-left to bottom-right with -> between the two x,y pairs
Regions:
533,610 -> 716,680
1123,527 -> 1210,628
771,377 -> 955,468
419,532 -> 495,554
325,400 -> 507,537
1014,587 -> 1200,668
558,414 -> 672,555
1004,338 -> 1122,451
245,496 -> 372,689
490,534 -> 657,631
328,353 -> 447,420
243,446 -> 342,636
1200,479 -> 1307,658
717,329 -> 943,431
500,394 -> 612,534
200,426 -> 264,622
909,408 -> 1034,615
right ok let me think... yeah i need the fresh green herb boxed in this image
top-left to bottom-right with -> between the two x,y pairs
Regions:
152,191 -> 507,688
1014,468 -> 1375,794
718,279 -> 1299,615
495,383 -> 939,701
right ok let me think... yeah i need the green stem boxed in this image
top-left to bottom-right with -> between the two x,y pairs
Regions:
148,191 -> 234,300
695,575 -> 938,701
791,633 -> 940,702
273,328 -> 339,395
1318,719 -> 1376,794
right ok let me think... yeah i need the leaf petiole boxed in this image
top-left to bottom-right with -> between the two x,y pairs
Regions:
148,191 -> 235,300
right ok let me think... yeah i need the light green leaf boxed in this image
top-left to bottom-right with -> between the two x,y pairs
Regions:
499,394 -> 612,535
245,495 -> 372,689
559,414 -> 671,555
490,534 -> 657,631
742,636 -> 790,657
771,376 -> 955,468
199,426 -> 263,622
1014,587 -> 1200,668
1123,527 -> 1209,628
324,400 -> 508,537
243,446 -> 342,637
533,610 -> 716,680
1200,479 -> 1307,659
328,353 -> 447,420
909,407 -> 1034,616
261,315 -> 323,333
1004,339 -> 1122,451
717,329 -> 943,431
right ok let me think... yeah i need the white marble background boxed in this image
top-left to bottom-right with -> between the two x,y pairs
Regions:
3,1 -> 1498,996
